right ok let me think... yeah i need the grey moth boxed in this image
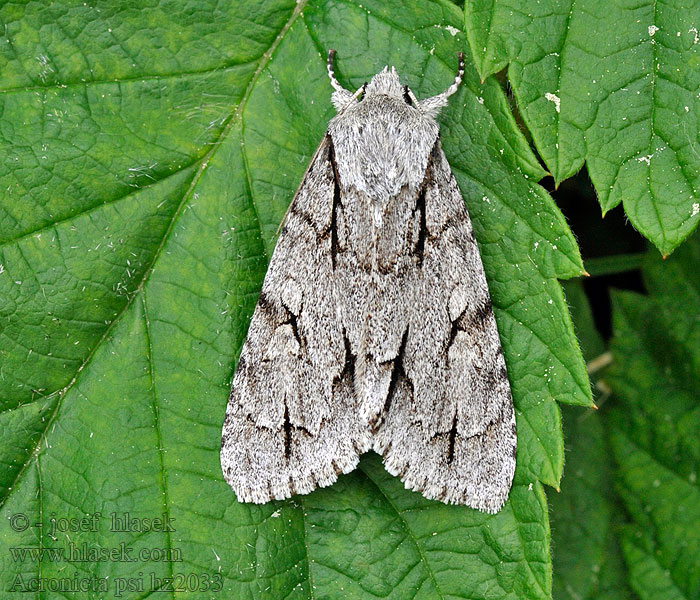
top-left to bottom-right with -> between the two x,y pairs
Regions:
221,51 -> 516,513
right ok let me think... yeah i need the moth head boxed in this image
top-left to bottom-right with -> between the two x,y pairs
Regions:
327,50 -> 466,117
364,66 -> 404,99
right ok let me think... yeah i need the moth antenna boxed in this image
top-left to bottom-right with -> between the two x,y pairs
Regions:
327,49 -> 360,112
327,49 -> 348,93
440,52 -> 465,99
418,52 -> 465,116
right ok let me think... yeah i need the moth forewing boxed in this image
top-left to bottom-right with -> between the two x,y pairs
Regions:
220,134 -> 371,504
221,51 -> 516,513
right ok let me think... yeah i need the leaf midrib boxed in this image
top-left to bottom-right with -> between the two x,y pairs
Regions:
0,158 -> 201,250
142,291 -> 175,600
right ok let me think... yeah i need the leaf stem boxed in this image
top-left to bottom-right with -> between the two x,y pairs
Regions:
583,253 -> 646,277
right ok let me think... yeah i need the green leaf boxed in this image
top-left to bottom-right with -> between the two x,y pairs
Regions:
549,281 -> 635,600
607,235 -> 700,599
0,1 -> 589,598
551,405 -> 634,600
464,0 -> 700,256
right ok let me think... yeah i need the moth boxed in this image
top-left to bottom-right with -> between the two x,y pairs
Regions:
221,51 -> 516,513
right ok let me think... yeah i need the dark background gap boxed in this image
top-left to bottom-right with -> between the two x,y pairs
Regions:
543,170 -> 647,339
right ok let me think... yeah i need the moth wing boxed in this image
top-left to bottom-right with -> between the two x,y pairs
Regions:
373,143 -> 516,513
221,135 -> 370,503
